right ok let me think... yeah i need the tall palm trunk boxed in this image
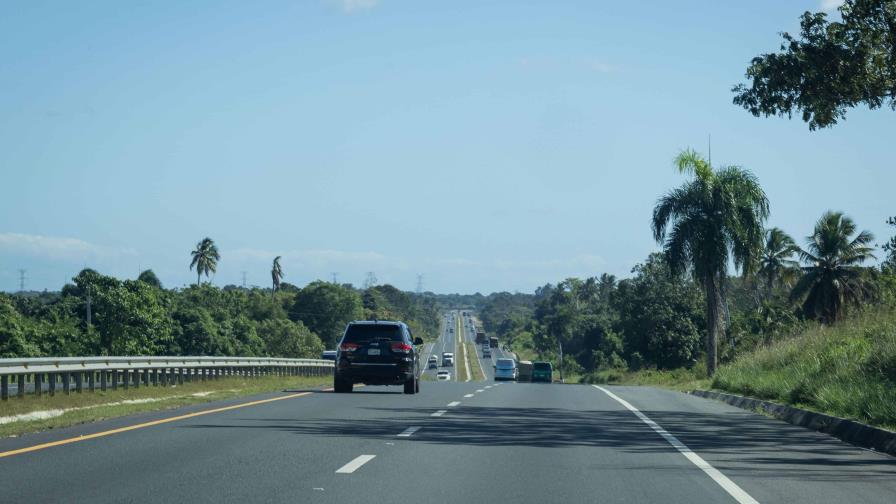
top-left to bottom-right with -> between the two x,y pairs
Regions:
703,274 -> 723,376
197,270 -> 201,286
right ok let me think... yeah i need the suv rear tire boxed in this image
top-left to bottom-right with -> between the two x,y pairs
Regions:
334,377 -> 353,393
403,376 -> 416,394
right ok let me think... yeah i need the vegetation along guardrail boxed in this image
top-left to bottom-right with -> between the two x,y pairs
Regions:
0,356 -> 334,400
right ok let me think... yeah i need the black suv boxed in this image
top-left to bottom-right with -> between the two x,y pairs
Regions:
334,320 -> 423,394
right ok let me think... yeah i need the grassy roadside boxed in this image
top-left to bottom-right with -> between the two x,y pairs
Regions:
465,342 -> 485,381
712,308 -> 896,431
0,375 -> 330,438
579,367 -> 710,391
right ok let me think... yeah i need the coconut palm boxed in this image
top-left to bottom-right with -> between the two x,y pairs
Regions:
791,211 -> 875,323
652,149 -> 769,376
271,256 -> 284,299
189,237 -> 220,286
757,227 -> 800,299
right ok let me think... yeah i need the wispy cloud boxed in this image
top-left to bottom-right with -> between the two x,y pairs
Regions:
0,233 -> 136,262
820,0 -> 845,12
329,0 -> 380,14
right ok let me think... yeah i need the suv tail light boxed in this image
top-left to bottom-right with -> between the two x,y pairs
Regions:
390,342 -> 412,353
339,342 -> 360,352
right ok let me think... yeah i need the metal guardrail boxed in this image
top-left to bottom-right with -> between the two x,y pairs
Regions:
0,356 -> 334,400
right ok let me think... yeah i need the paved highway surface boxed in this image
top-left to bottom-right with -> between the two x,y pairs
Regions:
2,315 -> 895,503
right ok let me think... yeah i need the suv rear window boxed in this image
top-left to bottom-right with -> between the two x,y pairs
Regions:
533,362 -> 552,371
342,324 -> 404,343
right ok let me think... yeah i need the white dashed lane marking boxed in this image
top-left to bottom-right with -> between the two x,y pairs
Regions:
397,426 -> 421,438
336,455 -> 376,474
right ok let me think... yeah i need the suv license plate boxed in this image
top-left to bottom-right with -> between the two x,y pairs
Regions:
368,348 -> 381,356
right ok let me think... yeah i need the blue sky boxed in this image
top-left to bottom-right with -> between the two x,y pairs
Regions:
1,0 -> 892,293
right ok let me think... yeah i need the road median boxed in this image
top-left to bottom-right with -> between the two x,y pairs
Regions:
0,375 -> 330,438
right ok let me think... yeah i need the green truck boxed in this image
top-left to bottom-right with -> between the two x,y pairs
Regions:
532,361 -> 553,383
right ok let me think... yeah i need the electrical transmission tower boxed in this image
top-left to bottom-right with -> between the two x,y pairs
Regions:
363,272 -> 378,289
241,271 -> 247,288
416,274 -> 423,295
331,272 -> 339,284
18,269 -> 26,292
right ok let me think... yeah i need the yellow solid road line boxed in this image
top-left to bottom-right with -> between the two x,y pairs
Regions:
0,392 -> 312,459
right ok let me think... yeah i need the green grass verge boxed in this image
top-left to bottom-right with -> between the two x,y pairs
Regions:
0,375 -> 330,438
578,367 -> 710,391
712,308 -> 896,431
465,342 -> 485,381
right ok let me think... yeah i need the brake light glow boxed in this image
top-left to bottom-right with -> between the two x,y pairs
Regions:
339,342 -> 360,352
390,342 -> 413,353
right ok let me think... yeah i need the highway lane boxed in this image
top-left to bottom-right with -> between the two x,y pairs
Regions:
2,377 -> 895,503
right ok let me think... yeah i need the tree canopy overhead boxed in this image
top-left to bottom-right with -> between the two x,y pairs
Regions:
733,0 -> 896,129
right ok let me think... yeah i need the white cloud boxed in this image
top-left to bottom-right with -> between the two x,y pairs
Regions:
331,0 -> 380,13
0,233 -> 136,262
820,0 -> 845,12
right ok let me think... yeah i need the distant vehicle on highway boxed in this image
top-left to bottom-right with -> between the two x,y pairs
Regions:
321,350 -> 337,361
334,320 -> 423,394
494,358 -> 518,381
436,370 -> 451,381
428,355 -> 438,369
442,352 -> 454,367
532,361 -> 553,383
482,347 -> 491,358
517,360 -> 533,382
489,336 -> 499,348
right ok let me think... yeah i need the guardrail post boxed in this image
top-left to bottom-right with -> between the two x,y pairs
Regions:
142,369 -> 149,387
49,373 -> 56,396
161,368 -> 168,386
75,372 -> 83,393
1,375 -> 7,400
88,371 -> 95,392
123,370 -> 129,390
17,374 -> 26,398
151,369 -> 158,387
178,368 -> 185,385
35,373 -> 43,397
100,371 -> 107,391
62,373 -> 71,395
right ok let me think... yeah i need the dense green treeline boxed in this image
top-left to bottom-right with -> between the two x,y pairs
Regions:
0,270 -> 440,359
480,214 -> 896,381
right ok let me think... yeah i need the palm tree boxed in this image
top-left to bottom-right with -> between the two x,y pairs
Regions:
652,149 -> 769,376
791,211 -> 875,323
271,256 -> 284,299
189,237 -> 220,286
757,227 -> 800,299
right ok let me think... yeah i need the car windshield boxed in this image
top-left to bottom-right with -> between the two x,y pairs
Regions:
496,359 -> 515,368
534,363 -> 552,371
342,324 -> 403,344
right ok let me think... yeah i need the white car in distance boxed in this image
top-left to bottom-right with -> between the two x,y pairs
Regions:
436,371 -> 451,381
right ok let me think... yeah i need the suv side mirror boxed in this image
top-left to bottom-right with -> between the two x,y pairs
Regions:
413,337 -> 424,345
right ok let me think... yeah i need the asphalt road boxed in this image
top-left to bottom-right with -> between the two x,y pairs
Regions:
2,321 -> 896,503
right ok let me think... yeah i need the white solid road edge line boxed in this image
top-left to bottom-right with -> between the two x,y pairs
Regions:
463,394 -> 474,398
431,410 -> 447,417
447,401 -> 461,407
335,455 -> 376,474
592,386 -> 760,504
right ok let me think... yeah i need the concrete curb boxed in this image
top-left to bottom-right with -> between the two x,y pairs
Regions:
689,389 -> 896,457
